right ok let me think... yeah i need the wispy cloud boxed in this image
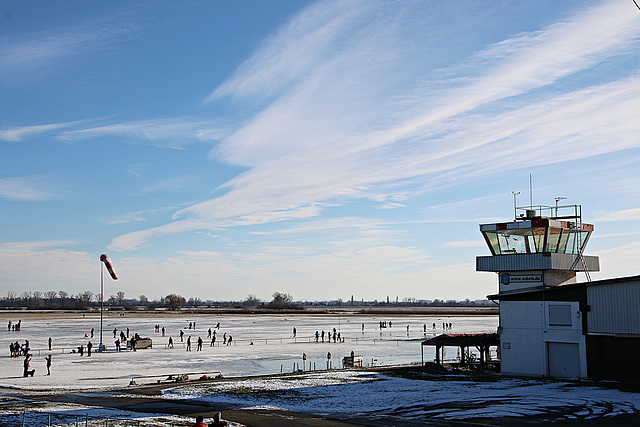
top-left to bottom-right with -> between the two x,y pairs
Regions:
101,205 -> 185,225
0,241 -> 95,285
57,118 -> 229,148
0,176 -> 67,201
0,121 -> 81,142
444,240 -> 487,249
0,14 -> 135,84
594,208 -> 640,222
112,0 -> 640,251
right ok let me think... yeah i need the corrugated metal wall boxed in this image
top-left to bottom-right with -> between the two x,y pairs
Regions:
587,280 -> 640,335
476,253 -> 599,272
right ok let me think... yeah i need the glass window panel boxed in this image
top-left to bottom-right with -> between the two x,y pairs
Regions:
483,231 -> 500,255
557,230 -> 569,253
548,228 -> 562,253
532,227 -> 546,252
565,230 -> 577,254
525,234 -> 534,253
576,231 -> 590,253
498,233 -> 527,253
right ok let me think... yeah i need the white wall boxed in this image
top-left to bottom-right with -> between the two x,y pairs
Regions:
499,300 -> 586,378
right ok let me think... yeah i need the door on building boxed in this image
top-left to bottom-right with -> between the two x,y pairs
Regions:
547,342 -> 580,378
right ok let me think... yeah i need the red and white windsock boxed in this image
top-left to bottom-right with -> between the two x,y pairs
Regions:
100,254 -> 118,280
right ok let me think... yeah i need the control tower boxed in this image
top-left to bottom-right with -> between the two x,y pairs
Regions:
477,204 -> 599,294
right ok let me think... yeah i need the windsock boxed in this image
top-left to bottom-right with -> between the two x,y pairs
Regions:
100,254 -> 118,280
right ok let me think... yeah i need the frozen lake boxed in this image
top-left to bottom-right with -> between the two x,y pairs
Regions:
2,312 -> 640,426
0,311 -> 498,391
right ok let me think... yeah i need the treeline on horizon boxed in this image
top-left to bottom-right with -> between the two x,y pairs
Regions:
0,290 -> 494,311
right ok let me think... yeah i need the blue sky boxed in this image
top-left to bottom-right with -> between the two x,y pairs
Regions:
2,0 -> 640,302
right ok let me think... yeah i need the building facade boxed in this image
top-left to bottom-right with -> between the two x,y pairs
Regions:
475,203 -> 640,381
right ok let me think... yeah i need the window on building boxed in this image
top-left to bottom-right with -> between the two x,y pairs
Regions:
548,304 -> 572,326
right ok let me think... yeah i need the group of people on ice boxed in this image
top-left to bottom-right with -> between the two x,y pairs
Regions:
9,340 -> 30,357
7,320 -> 21,331
314,328 -> 344,343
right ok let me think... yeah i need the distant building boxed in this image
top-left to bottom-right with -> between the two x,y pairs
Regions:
478,203 -> 640,382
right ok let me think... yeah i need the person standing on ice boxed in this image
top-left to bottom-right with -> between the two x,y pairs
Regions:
210,334 -> 216,347
23,354 -> 31,377
48,337 -> 52,351
186,336 -> 192,351
180,330 -> 184,341
45,354 -> 52,375
87,341 -> 93,356
168,337 -> 174,348
197,337 -> 203,351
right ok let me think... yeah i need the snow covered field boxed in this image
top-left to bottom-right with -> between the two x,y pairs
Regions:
164,370 -> 640,424
1,312 -> 639,426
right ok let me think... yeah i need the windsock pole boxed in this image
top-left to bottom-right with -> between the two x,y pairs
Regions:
100,263 -> 104,347
99,254 -> 118,349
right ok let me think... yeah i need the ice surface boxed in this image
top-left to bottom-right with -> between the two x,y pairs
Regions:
0,312 -> 497,391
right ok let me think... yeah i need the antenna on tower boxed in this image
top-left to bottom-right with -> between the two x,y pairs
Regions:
529,174 -> 533,209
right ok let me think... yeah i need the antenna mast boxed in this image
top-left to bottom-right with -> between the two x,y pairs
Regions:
529,174 -> 533,209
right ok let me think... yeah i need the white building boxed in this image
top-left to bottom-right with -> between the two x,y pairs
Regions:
476,203 -> 640,382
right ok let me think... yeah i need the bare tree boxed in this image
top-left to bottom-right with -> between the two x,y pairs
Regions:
268,292 -> 297,309
116,291 -> 125,306
165,294 -> 185,311
76,291 -> 93,309
244,294 -> 261,307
